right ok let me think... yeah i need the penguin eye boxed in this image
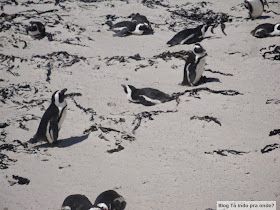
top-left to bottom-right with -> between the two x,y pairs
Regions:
277,25 -> 280,30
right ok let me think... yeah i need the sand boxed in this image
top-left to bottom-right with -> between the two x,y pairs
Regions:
1,0 -> 280,209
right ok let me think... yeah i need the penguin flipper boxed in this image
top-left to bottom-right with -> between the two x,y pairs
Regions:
48,117 -> 59,144
138,95 -> 155,106
247,3 -> 253,19
113,27 -> 130,37
188,64 -> 197,86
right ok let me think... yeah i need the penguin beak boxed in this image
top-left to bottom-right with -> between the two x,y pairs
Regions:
121,84 -> 127,93
61,88 -> 67,95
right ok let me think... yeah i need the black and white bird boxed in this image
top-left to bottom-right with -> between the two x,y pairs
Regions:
106,13 -> 152,37
121,84 -> 172,106
106,21 -> 150,37
181,43 -> 207,86
93,190 -> 126,210
61,194 -> 107,210
244,0 -> 269,19
131,13 -> 153,34
28,88 -> 67,144
26,21 -> 46,39
251,23 -> 280,38
167,24 -> 209,46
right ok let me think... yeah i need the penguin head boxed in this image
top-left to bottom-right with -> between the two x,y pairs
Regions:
113,197 -> 126,210
138,23 -> 150,32
121,84 -> 136,94
193,43 -> 207,57
52,88 -> 67,106
274,23 -> 280,34
27,22 -> 39,32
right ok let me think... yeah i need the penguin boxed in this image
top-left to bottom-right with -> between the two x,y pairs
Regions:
26,21 -> 46,39
121,84 -> 172,106
106,20 -> 151,37
251,23 -> 280,38
93,190 -> 126,210
131,13 -> 153,34
167,24 -> 209,46
244,0 -> 269,19
181,43 -> 207,86
61,194 -> 107,210
28,88 -> 67,144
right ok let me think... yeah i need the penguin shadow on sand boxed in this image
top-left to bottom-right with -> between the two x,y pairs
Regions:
245,15 -> 270,20
196,75 -> 221,86
34,133 -> 89,149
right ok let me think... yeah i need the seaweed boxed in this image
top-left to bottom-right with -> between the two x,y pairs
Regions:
261,45 -> 280,61
31,51 -> 88,82
261,144 -> 279,154
132,109 -> 177,134
269,129 -> 280,136
190,115 -> 221,126
107,145 -> 124,154
12,175 -> 30,185
205,149 -> 249,156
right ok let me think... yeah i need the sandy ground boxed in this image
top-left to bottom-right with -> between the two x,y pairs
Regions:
1,0 -> 280,209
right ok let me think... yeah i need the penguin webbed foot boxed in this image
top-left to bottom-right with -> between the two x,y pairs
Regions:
180,81 -> 192,86
28,136 -> 39,144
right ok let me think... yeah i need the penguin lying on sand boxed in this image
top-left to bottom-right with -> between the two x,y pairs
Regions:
121,84 -> 172,106
181,43 -> 207,86
251,23 -> 280,38
26,21 -> 46,39
131,13 -> 152,32
244,0 -> 269,19
61,194 -> 106,210
61,190 -> 126,210
28,88 -> 67,144
106,13 -> 152,37
167,24 -> 209,46
93,190 -> 126,210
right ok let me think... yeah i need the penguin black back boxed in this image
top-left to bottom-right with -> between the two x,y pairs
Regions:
93,190 -> 126,210
121,84 -> 172,106
167,24 -> 209,46
62,194 -> 93,210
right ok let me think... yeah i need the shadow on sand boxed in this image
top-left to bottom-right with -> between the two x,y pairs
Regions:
35,133 -> 89,148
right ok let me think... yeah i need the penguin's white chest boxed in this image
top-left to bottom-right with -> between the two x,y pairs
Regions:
58,105 -> 67,130
131,24 -> 145,35
193,56 -> 206,84
28,30 -> 41,37
140,95 -> 162,104
126,88 -> 139,103
248,0 -> 264,18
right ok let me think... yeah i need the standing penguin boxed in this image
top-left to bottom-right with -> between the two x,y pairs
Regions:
61,194 -> 106,210
26,21 -> 46,39
244,0 -> 269,19
167,24 -> 209,46
121,84 -> 173,106
93,190 -> 126,210
181,43 -> 207,86
251,22 -> 280,38
28,88 -> 67,144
